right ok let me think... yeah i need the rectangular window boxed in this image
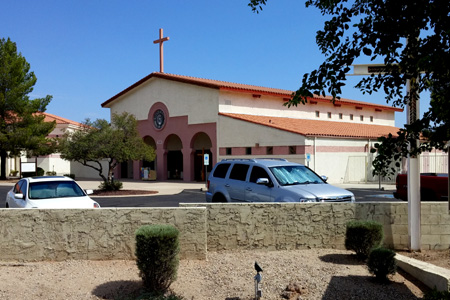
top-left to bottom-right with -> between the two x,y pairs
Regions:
315,111 -> 320,118
226,148 -> 232,155
339,113 -> 343,119
246,147 -> 252,155
370,116 -> 374,122
229,164 -> 250,181
289,146 -> 296,155
327,112 -> 332,119
266,146 -> 273,155
212,163 -> 231,178
350,114 -> 354,120
360,115 -> 364,121
249,166 -> 271,184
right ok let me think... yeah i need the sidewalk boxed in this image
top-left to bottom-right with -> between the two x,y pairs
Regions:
76,179 -> 207,195
335,182 -> 396,191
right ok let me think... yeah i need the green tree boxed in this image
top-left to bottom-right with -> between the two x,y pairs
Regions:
249,0 -> 450,176
59,112 -> 156,188
0,37 -> 54,179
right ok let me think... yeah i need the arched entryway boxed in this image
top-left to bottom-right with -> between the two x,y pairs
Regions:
165,134 -> 183,180
192,132 -> 213,181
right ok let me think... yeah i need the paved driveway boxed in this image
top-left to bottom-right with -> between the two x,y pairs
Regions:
0,181 -> 401,208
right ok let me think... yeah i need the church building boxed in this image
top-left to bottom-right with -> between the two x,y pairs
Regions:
101,72 -> 403,184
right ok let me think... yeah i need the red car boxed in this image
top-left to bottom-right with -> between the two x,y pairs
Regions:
394,173 -> 449,201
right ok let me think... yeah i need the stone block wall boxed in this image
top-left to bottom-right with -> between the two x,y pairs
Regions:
0,208 -> 207,261
1,202 -> 448,262
181,202 -> 450,251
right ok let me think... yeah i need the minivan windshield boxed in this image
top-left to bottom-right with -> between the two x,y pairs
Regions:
270,165 -> 324,186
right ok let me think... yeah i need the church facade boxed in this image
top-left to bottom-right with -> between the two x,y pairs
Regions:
101,72 -> 403,183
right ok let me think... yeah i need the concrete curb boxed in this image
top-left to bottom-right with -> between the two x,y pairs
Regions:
396,254 -> 450,292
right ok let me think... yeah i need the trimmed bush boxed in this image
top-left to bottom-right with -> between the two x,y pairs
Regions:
63,173 -> 75,179
367,247 -> 397,281
345,220 -> 383,259
135,224 -> 180,295
37,167 -> 45,176
99,179 -> 123,191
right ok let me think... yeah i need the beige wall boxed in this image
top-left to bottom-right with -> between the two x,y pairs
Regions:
1,203 -> 448,262
108,78 -> 220,125
217,115 -> 376,183
180,202 -> 450,252
218,91 -> 396,127
218,115 -> 307,148
0,208 -> 207,261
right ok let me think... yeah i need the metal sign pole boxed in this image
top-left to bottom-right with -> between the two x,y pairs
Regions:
204,154 -> 209,188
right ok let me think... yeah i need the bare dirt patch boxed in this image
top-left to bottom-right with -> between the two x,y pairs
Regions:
396,249 -> 450,269
0,249 -> 441,300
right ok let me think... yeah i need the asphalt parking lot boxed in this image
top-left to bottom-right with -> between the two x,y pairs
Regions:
0,181 -> 401,208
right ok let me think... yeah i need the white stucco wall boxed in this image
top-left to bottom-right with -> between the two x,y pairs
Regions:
218,91 -> 397,126
218,115 -> 306,148
107,78 -> 220,125
217,116 -> 377,183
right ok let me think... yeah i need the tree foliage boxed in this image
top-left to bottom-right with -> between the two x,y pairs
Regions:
0,37 -> 54,179
58,112 -> 156,187
249,0 -> 450,177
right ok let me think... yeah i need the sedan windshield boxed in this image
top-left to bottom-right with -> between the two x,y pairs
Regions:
29,181 -> 86,199
270,165 -> 324,186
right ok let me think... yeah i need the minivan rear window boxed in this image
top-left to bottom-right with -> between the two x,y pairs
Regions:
229,164 -> 250,181
213,163 -> 231,178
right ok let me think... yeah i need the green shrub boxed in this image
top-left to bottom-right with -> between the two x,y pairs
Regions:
37,167 -> 45,176
423,288 -> 450,300
99,180 -> 123,191
64,173 -> 75,179
135,224 -> 180,295
345,220 -> 383,259
367,247 -> 397,281
46,171 -> 57,176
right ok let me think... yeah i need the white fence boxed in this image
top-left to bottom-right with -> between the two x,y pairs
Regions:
343,152 -> 448,184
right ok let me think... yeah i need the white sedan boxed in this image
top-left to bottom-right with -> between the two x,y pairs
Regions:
5,176 -> 100,208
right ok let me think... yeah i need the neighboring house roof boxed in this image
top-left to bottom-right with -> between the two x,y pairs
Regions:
101,72 -> 403,113
220,112 -> 399,139
41,112 -> 84,127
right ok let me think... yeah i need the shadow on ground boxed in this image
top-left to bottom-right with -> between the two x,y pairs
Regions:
92,280 -> 142,299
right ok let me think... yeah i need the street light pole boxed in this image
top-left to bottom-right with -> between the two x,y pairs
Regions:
406,76 -> 421,250
350,63 -> 422,251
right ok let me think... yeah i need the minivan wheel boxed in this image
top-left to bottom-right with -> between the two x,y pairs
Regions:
212,194 -> 227,203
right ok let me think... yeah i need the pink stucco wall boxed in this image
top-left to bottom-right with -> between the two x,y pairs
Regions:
129,102 -> 217,182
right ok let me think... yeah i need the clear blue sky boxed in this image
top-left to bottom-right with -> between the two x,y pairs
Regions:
1,0 -> 429,127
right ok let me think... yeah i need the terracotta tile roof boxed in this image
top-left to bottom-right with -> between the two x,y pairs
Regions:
101,72 -> 403,113
220,113 -> 399,139
41,112 -> 84,127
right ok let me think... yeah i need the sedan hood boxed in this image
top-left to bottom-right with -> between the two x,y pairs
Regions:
25,196 -> 100,208
286,183 -> 354,201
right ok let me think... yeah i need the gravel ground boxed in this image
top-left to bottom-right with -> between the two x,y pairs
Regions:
0,248 -> 437,300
